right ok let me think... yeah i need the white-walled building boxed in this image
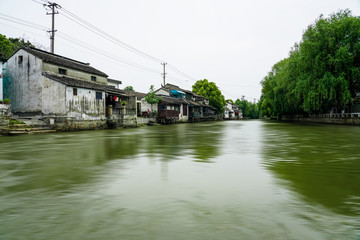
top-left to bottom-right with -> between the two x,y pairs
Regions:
3,47 -> 111,120
0,55 -> 5,101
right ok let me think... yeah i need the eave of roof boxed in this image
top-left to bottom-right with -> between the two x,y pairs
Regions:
43,73 -> 124,95
22,47 -> 108,77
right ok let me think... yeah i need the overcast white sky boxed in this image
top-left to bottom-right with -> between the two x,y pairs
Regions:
1,0 -> 360,101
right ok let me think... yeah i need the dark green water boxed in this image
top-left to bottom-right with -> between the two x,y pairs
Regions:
0,120 -> 359,240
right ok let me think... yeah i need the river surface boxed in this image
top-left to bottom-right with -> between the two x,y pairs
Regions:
0,120 -> 359,240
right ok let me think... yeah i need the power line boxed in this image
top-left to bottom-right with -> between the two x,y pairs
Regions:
2,5 -> 200,87
59,7 -> 164,63
57,5 -> 200,83
56,31 -> 161,75
167,64 -> 198,82
0,13 -> 48,31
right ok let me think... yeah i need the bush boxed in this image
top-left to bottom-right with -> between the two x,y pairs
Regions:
9,119 -> 25,125
3,98 -> 10,104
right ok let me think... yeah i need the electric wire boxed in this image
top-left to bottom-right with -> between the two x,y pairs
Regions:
56,31 -> 161,75
57,6 -> 200,82
1,21 -> 49,41
0,13 -> 48,31
2,6 -> 201,87
59,7 -> 164,64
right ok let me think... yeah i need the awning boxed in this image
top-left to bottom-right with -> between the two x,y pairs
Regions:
170,89 -> 186,95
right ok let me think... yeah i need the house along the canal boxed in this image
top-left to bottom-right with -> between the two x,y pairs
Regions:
2,47 -> 135,130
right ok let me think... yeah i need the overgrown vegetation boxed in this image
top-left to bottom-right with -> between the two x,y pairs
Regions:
259,10 -> 360,118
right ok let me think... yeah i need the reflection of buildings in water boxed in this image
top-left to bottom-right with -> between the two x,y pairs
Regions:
261,122 -> 360,216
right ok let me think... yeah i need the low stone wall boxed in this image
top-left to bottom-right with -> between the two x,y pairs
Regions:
53,118 -> 107,131
281,116 -> 360,125
0,104 -> 11,119
137,117 -> 156,125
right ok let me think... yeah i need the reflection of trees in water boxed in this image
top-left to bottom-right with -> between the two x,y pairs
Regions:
261,122 -> 360,216
103,122 -> 223,162
142,123 -> 223,162
0,123 -> 224,194
0,132 -> 113,194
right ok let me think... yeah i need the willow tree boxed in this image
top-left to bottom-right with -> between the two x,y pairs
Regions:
261,9 -> 359,116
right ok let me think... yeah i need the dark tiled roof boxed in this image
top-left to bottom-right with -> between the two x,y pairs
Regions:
123,90 -> 147,99
43,73 -> 125,96
159,96 -> 185,105
161,83 -> 208,99
23,47 -> 108,77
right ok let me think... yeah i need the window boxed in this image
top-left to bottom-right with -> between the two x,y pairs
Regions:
96,92 -> 102,100
73,88 -> 77,96
59,68 -> 67,75
18,56 -> 23,64
91,76 -> 96,81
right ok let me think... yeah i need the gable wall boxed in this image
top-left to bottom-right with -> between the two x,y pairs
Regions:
3,49 -> 43,114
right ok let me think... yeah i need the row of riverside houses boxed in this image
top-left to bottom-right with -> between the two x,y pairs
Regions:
0,47 -> 242,131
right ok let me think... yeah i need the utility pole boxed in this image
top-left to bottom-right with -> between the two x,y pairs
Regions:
161,62 -> 167,86
44,2 -> 61,53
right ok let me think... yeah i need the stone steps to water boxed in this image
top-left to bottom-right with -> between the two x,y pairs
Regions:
8,129 -> 57,135
7,124 -> 56,135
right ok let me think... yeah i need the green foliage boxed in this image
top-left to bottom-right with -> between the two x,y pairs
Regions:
260,9 -> 357,117
9,119 -> 25,125
3,98 -> 10,104
124,86 -> 135,92
0,34 -> 13,59
235,98 -> 260,119
145,85 -> 161,105
0,34 -> 35,59
192,79 -> 226,113
121,100 -> 127,105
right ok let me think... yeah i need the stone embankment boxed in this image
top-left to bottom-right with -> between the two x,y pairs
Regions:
281,115 -> 360,125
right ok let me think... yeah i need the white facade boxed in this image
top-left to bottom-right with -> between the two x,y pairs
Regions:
65,87 -> 105,120
107,79 -> 122,89
140,98 -> 157,114
4,48 -> 106,119
0,61 -> 3,100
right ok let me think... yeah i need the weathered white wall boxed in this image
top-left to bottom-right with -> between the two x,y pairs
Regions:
65,87 -> 105,120
42,76 -> 66,115
141,99 -> 157,113
4,49 -> 43,113
156,89 -> 169,96
179,104 -> 189,122
43,63 -> 107,84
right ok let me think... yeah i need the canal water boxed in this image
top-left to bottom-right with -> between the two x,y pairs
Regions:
0,120 -> 359,240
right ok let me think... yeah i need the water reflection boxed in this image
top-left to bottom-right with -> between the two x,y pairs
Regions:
261,121 -> 360,216
0,122 -> 223,195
